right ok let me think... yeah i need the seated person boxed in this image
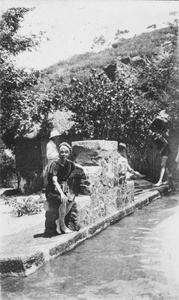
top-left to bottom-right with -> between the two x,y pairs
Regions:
118,143 -> 144,180
45,142 -> 84,235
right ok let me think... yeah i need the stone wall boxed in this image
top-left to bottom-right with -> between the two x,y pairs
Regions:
68,140 -> 134,230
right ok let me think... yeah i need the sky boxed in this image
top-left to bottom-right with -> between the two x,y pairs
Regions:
0,0 -> 178,70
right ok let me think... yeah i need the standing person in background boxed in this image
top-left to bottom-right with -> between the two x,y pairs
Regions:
46,129 -> 60,168
152,129 -> 174,189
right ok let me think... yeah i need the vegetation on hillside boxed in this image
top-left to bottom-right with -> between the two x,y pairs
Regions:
42,25 -> 178,84
45,22 -> 178,145
1,7 -> 178,149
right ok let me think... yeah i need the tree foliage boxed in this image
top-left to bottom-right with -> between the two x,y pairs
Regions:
52,70 -> 153,148
0,8 -> 50,148
0,7 -> 41,55
114,29 -> 129,40
0,149 -> 16,187
91,35 -> 107,50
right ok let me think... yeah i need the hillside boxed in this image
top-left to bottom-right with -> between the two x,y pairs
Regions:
41,25 -> 178,84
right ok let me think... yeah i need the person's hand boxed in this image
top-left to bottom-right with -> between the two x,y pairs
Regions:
134,171 -> 145,178
61,193 -> 68,203
139,173 -> 146,178
134,171 -> 141,177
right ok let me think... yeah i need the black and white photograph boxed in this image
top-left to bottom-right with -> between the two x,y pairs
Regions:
0,0 -> 179,299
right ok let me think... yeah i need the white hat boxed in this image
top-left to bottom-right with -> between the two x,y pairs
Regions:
50,129 -> 60,139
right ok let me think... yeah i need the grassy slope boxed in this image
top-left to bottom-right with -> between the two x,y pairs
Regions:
41,26 -> 177,84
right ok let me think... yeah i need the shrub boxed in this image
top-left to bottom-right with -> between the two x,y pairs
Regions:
5,196 -> 43,217
0,149 -> 17,187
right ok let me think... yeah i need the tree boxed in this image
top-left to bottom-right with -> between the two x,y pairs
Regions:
0,8 -> 50,148
54,70 -> 152,148
91,35 -> 107,50
0,7 -> 41,55
135,49 -> 179,130
114,29 -> 129,41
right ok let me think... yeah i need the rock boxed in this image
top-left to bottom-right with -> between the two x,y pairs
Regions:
103,64 -> 117,81
120,57 -> 131,65
131,56 -> 145,66
72,140 -> 118,166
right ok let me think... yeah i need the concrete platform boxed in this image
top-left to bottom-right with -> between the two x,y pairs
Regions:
0,184 -> 169,278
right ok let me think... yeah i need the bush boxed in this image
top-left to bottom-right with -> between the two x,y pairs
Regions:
59,70 -> 152,147
5,196 -> 43,217
0,149 -> 17,187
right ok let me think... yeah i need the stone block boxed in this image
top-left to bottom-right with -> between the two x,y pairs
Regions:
72,140 -> 118,166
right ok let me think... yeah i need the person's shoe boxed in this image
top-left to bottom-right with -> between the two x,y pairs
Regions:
61,226 -> 73,234
55,220 -> 61,234
63,227 -> 73,234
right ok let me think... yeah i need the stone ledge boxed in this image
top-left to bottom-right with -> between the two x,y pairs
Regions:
0,187 -> 168,278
